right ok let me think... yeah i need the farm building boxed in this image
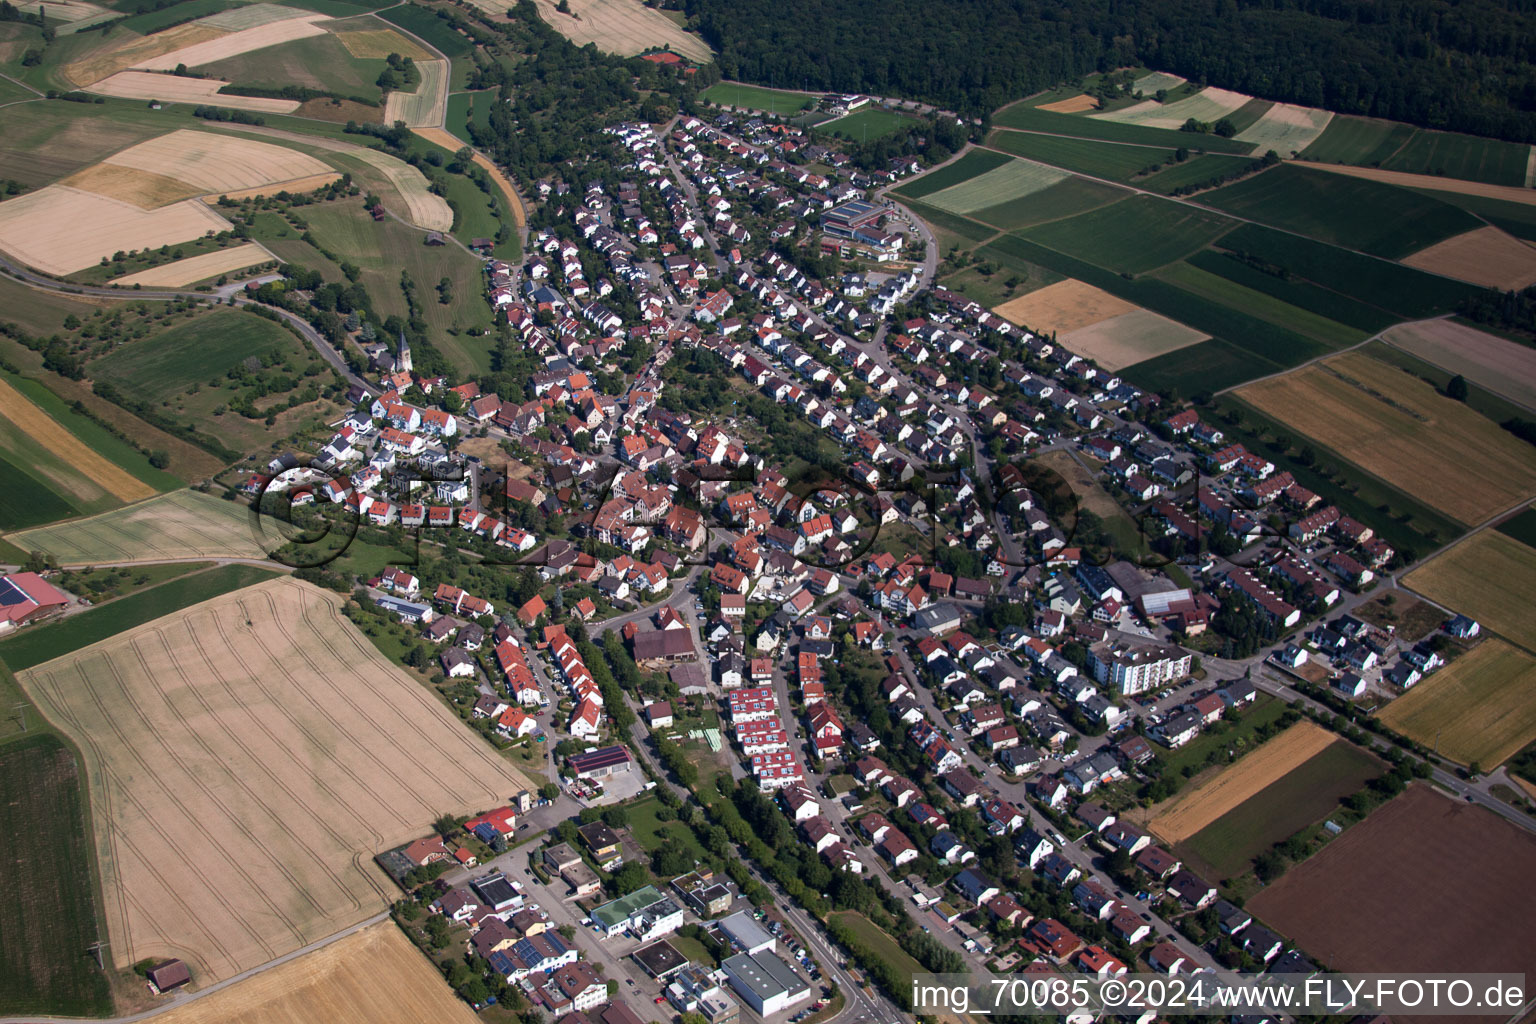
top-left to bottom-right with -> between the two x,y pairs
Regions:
147,959 -> 191,993
0,572 -> 69,627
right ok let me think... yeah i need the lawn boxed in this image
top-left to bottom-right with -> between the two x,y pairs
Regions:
0,732 -> 112,1017
700,81 -> 811,115
1200,164 -> 1481,259
817,108 -> 915,141
89,309 -> 303,397
1213,222 -> 1480,319
1019,193 -> 1238,275
377,3 -> 473,56
987,131 -> 1175,181
1298,116 -> 1416,167
197,32 -> 392,104
1180,739 -> 1381,879
625,794 -> 706,863
968,175 -> 1128,231
891,148 -> 1011,200
0,563 -> 281,671
991,102 -> 1256,153
1378,640 -> 1536,768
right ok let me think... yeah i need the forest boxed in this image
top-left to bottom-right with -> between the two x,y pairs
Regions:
686,0 -> 1536,143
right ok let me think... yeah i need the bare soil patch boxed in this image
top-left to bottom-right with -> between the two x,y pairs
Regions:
1248,783 -> 1536,1017
1037,94 -> 1098,114
1402,225 -> 1536,290
19,577 -> 531,983
1149,720 -> 1337,843
1382,317 -> 1536,412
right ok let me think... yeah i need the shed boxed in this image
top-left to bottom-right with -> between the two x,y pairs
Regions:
147,959 -> 191,992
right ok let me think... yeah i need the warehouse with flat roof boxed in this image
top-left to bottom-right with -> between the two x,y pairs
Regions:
717,909 -> 775,954
721,951 -> 811,1016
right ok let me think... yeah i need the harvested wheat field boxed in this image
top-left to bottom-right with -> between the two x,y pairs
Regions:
1060,309 -> 1206,371
0,186 -> 231,276
1305,160 -> 1536,206
327,21 -> 432,60
1037,94 -> 1098,114
200,171 -> 342,203
1402,225 -> 1536,291
6,489 -> 278,564
1236,350 -> 1536,525
1382,319 -> 1536,412
147,922 -> 479,1024
57,161 -> 207,209
994,278 -> 1136,332
1150,721 -> 1336,843
383,57 -> 447,128
346,148 -> 452,230
1378,639 -> 1536,768
531,0 -> 714,62
63,22 -> 227,86
88,70 -> 301,113
133,13 -> 331,70
0,377 -> 156,502
110,242 -> 276,286
19,577 -> 531,983
413,127 -> 525,224
1404,530 -> 1536,652
104,129 -> 332,194
1235,103 -> 1333,155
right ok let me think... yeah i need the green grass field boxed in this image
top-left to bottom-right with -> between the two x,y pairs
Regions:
1181,740 -> 1381,879
1155,262 -> 1366,348
89,309 -> 301,397
1214,222 -> 1481,319
891,148 -> 1011,199
1411,189 -> 1536,243
197,32 -> 390,103
1019,193 -> 1238,275
967,175 -> 1129,231
0,563 -> 280,671
625,794 -> 707,863
1298,116 -> 1416,166
828,910 -> 926,989
990,103 -> 1257,153
987,131 -> 1175,181
1184,248 -> 1399,333
377,3 -> 473,55
1200,165 -> 1481,259
818,107 -> 914,141
897,200 -> 998,249
444,91 -> 475,145
700,81 -> 812,115
0,733 -> 113,1017
5,488 -> 275,565
1157,696 -> 1288,776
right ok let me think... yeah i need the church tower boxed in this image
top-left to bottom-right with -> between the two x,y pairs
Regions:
397,328 -> 413,374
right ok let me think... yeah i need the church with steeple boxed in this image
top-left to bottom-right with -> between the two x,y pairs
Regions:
396,328 -> 413,374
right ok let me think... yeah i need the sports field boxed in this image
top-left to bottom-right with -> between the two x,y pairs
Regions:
19,577 -> 530,983
1150,721 -> 1336,842
1234,103 -> 1332,155
146,922 -> 480,1024
1404,531 -> 1536,652
1091,87 -> 1251,131
1235,350 -> 1536,526
1401,225 -> 1536,291
922,158 -> 1067,214
1179,738 -> 1382,879
530,0 -> 713,61
1020,194 -> 1237,275
1381,319 -> 1536,412
1200,164 -> 1479,259
819,108 -> 915,141
1248,785 -> 1536,981
6,489 -> 279,564
0,734 -> 112,1018
1378,639 -> 1536,767
700,81 -> 811,115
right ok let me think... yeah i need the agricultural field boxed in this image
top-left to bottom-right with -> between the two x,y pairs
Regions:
1178,738 -> 1382,879
376,4 -> 473,56
1497,505 -> 1536,548
18,577 -> 531,983
529,0 -> 713,61
1378,640 -> 1536,768
1298,115 -> 1416,167
987,131 -> 1176,182
0,563 -> 279,671
0,734 -> 112,1018
1154,262 -> 1365,348
700,81 -> 812,115
1233,102 -> 1333,155
1091,87 -> 1252,131
1199,164 -> 1479,259
920,158 -> 1067,215
87,70 -> 304,113
891,148 -> 1010,200
0,187 -> 232,277
89,307 -> 311,396
993,277 -> 1205,370
993,277 -> 1136,333
1404,530 -> 1536,652
5,488 -> 280,564
131,13 -> 333,71
966,176 -> 1128,231
110,241 -> 278,286
817,108 -> 915,141
383,57 -> 448,127
1020,193 -> 1237,275
1302,116 -> 1532,186
1381,319 -> 1536,412
1183,248 -> 1402,334
195,30 -> 391,104
1036,93 -> 1097,113
991,101 -> 1256,153
1400,225 -> 1536,291
326,18 -> 432,59
1135,153 -> 1257,194
1149,721 -> 1338,844
331,147 -> 452,230
1248,785 -> 1536,980
144,922 -> 480,1024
